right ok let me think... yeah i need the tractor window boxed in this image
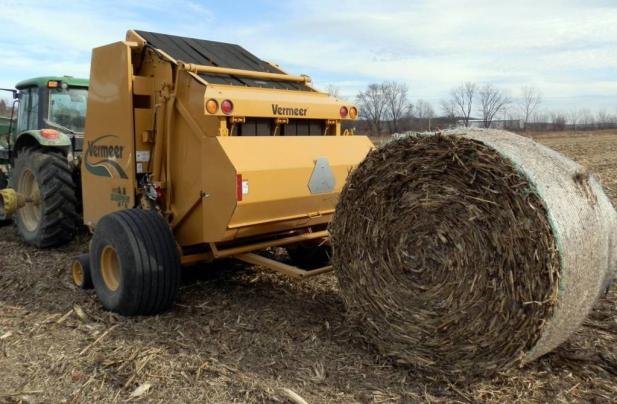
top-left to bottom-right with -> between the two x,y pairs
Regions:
48,87 -> 88,133
16,92 -> 27,132
16,88 -> 34,133
29,89 -> 39,129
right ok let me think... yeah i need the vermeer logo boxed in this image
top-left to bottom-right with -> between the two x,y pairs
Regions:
271,104 -> 308,117
84,135 -> 128,179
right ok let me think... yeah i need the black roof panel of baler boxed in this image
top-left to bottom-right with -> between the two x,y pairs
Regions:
135,30 -> 311,91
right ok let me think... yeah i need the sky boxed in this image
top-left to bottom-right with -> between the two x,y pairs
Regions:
0,0 -> 615,115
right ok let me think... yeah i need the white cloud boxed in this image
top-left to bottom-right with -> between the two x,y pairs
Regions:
229,0 -> 617,110
0,0 -> 214,87
0,0 -> 614,111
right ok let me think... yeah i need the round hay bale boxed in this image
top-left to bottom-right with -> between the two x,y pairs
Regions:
330,129 -> 617,379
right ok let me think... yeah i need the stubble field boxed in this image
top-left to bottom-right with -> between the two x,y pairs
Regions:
0,130 -> 616,403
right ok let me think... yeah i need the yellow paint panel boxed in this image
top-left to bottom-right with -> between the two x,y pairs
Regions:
81,42 -> 136,227
170,98 -> 373,245
203,84 -> 356,121
229,136 -> 373,225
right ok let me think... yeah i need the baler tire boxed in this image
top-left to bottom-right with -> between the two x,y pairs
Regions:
10,148 -> 78,247
287,243 -> 332,270
90,209 -> 180,316
71,254 -> 93,289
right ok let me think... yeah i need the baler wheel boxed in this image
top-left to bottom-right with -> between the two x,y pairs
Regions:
90,209 -> 180,316
71,254 -> 93,289
10,148 -> 78,247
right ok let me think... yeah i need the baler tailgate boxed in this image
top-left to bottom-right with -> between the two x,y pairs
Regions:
200,135 -> 374,242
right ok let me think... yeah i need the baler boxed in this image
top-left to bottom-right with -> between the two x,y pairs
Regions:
70,30 -> 373,314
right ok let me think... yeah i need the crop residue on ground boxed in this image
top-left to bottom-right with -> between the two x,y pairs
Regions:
0,130 -> 616,402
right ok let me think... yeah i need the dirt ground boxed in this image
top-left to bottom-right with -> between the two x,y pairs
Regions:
1,130 -> 617,403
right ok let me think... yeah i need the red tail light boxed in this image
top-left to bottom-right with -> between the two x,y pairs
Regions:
236,174 -> 243,201
339,106 -> 349,118
155,185 -> 164,201
221,99 -> 234,115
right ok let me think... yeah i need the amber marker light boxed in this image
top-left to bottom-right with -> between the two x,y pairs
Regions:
206,99 -> 219,114
349,106 -> 358,119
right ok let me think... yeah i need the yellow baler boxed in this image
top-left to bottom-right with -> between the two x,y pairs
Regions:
74,30 -> 373,315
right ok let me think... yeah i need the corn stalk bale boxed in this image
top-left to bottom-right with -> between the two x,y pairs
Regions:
330,129 -> 617,379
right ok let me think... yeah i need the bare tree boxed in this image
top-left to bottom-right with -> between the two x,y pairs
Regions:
356,84 -> 388,135
597,110 -> 617,129
532,111 -> 544,123
415,99 -> 435,131
327,85 -> 341,99
568,110 -> 580,130
416,99 -> 435,119
478,84 -> 511,128
550,112 -> 567,131
439,99 -> 457,119
518,86 -> 542,130
597,110 -> 609,127
579,109 -> 595,128
382,82 -> 411,133
449,82 -> 477,127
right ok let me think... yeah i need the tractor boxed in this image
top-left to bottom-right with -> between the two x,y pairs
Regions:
0,77 -> 87,246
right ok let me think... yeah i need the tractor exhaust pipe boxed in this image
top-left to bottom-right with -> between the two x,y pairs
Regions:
0,189 -> 27,220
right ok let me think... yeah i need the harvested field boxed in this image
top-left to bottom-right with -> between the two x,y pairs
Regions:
1,130 -> 617,402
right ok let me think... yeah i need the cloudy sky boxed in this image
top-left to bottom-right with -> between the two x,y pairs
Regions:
0,0 -> 615,114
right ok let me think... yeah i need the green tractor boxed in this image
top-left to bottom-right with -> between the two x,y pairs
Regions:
0,77 -> 88,247
0,116 -> 13,189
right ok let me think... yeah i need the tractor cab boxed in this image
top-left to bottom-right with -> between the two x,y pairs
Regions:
0,76 -> 89,163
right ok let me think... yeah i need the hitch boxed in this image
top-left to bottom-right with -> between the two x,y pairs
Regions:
0,189 -> 28,220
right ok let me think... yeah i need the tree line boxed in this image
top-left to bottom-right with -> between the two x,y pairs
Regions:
350,81 -> 617,135
349,82 -> 436,135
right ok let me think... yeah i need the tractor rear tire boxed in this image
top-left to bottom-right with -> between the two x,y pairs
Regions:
10,148 -> 78,247
90,209 -> 180,316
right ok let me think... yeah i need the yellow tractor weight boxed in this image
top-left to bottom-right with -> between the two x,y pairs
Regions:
0,188 -> 28,220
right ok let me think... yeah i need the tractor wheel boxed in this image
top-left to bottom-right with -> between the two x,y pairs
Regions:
287,242 -> 332,270
10,148 -> 78,247
90,209 -> 180,316
71,254 -> 93,289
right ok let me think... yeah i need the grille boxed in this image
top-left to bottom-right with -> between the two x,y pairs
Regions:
232,118 -> 325,136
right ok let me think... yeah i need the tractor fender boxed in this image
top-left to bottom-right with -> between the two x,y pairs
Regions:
14,130 -> 72,151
